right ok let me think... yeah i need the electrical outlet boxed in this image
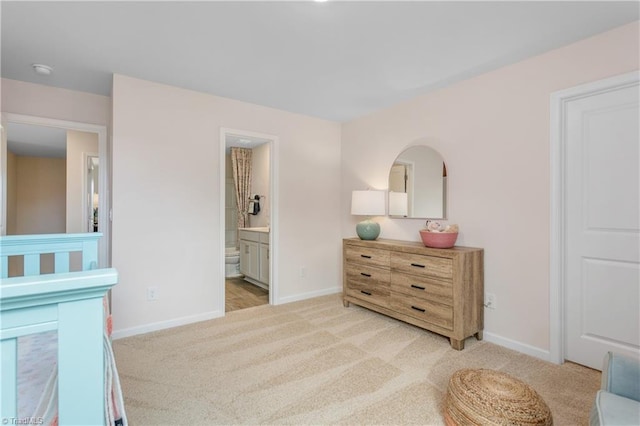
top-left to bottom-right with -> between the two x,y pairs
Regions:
147,286 -> 158,301
484,293 -> 496,310
299,266 -> 307,278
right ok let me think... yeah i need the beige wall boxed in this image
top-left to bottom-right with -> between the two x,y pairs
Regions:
66,130 -> 99,233
111,74 -> 342,335
7,155 -> 66,275
341,21 -> 639,356
249,143 -> 270,228
5,149 -> 19,275
6,149 -> 17,234
13,156 -> 66,235
3,21 -> 636,358
225,154 -> 233,179
1,78 -> 110,126
1,79 -> 111,268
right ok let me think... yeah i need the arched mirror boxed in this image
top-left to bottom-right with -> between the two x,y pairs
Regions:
388,146 -> 447,219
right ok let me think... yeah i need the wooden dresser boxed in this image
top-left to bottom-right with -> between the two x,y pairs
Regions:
343,238 -> 484,350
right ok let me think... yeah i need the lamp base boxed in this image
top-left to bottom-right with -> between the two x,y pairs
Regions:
356,219 -> 380,240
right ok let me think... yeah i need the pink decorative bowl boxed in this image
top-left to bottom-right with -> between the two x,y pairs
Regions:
419,230 -> 458,248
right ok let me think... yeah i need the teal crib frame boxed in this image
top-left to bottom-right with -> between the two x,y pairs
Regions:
1,233 -> 118,425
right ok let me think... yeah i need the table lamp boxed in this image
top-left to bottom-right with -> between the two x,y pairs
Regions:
351,190 -> 385,240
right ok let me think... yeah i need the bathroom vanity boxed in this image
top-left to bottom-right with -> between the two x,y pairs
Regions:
239,228 -> 270,289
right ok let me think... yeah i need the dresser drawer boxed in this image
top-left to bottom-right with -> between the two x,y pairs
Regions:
345,264 -> 390,288
345,280 -> 390,308
345,263 -> 390,308
390,252 -> 452,280
390,292 -> 453,330
390,272 -> 453,306
345,245 -> 390,269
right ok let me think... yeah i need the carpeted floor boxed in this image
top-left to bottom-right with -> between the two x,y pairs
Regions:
112,293 -> 600,425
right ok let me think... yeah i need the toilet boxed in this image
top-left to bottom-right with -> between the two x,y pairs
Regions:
225,247 -> 241,278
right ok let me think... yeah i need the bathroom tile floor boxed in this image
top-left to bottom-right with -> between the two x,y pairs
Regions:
225,277 -> 269,312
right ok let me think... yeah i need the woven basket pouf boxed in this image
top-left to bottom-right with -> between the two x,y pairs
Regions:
444,369 -> 553,426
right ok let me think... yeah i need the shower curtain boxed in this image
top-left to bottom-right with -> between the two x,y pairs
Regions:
231,147 -> 252,236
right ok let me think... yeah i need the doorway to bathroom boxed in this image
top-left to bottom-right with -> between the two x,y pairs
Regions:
220,128 -> 277,313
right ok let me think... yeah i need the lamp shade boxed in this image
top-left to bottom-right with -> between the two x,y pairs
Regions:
351,190 -> 385,240
351,190 -> 385,216
388,191 -> 408,217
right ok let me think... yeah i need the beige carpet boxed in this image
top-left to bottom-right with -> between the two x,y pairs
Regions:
113,294 -> 600,425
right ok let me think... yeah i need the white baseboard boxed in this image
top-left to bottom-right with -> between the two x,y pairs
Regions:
112,310 -> 224,340
275,286 -> 342,305
111,295 -> 556,367
483,331 -> 554,363
112,288 -> 343,339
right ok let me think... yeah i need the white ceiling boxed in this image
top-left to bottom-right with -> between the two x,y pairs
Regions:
226,133 -> 271,153
7,123 -> 67,158
1,1 -> 638,123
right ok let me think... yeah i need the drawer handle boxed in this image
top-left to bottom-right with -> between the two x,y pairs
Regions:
360,254 -> 372,259
411,263 -> 426,268
411,306 -> 426,313
360,272 -> 372,277
361,290 -> 372,296
411,284 -> 426,291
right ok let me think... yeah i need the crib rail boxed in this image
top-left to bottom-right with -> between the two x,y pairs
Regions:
0,233 -> 117,425
1,232 -> 102,277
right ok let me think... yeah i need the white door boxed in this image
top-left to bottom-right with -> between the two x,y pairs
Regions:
565,77 -> 640,369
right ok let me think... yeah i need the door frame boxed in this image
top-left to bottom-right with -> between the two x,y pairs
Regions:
549,70 -> 639,364
219,127 -> 279,311
0,113 -> 110,267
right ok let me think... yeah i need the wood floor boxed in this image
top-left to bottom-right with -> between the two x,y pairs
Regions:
225,276 -> 269,312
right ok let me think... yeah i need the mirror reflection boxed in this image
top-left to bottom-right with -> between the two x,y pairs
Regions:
388,145 -> 447,219
5,123 -> 68,236
5,122 -> 100,234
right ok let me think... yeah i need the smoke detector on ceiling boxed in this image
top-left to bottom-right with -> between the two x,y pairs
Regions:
32,64 -> 53,76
